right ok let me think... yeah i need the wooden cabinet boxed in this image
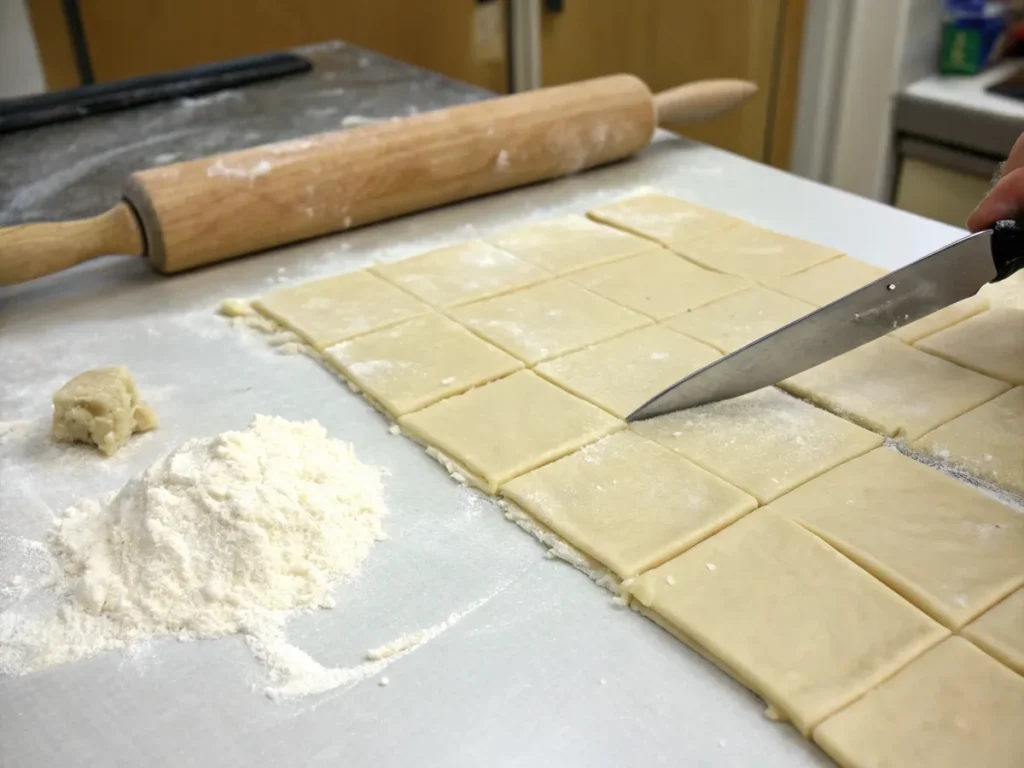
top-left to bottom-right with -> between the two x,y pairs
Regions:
27,0 -> 509,93
541,0 -> 805,166
27,0 -> 803,166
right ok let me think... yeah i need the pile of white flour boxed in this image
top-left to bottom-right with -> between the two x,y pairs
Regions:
0,415 -> 388,682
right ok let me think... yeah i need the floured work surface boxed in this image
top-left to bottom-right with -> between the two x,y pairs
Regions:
242,190 -> 1024,768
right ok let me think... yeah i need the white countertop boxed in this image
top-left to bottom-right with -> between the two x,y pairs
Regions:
0,133 -> 965,768
903,60 -> 1024,121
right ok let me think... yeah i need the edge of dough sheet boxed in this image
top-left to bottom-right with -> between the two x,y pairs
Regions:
629,602 -> 797,731
499,500 -> 624,598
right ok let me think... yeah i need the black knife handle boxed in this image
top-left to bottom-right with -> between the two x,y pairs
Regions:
992,219 -> 1024,281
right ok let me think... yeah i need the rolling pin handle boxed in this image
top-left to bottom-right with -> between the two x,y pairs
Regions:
0,202 -> 145,287
653,79 -> 758,126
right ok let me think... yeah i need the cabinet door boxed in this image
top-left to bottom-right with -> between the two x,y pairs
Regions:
541,0 -> 803,165
32,0 -> 509,93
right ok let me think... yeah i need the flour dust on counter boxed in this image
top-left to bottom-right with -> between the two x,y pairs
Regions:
0,415 -> 391,698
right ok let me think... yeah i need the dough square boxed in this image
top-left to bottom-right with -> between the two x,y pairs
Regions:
629,511 -> 947,737
254,270 -> 431,349
502,431 -> 757,579
980,269 -> 1024,309
916,307 -> 1024,384
535,325 -> 720,419
632,387 -> 882,504
397,370 -> 622,493
889,295 -> 989,343
586,192 -> 742,250
771,447 -> 1024,629
664,287 -> 815,353
372,241 -> 549,308
962,587 -> 1024,675
484,214 -> 658,274
567,249 -> 750,321
324,314 -> 523,417
673,223 -> 843,282
448,279 -> 650,365
768,256 -> 887,307
814,637 -> 1024,768
781,337 -> 1010,440
914,387 -> 1024,494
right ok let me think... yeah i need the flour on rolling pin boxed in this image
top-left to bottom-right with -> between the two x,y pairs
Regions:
0,75 -> 756,287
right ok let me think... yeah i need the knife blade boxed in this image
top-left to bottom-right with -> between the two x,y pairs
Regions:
627,220 -> 1024,422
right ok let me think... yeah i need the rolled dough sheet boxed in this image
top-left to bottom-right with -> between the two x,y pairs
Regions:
483,214 -> 658,274
632,387 -> 882,504
767,256 -> 887,307
672,223 -> 842,282
501,431 -> 757,579
371,240 -> 549,308
535,325 -> 720,419
813,637 -> 1024,768
961,587 -> 1024,675
397,370 -> 622,493
448,279 -> 650,365
771,448 -> 1024,629
253,270 -> 431,349
781,337 -> 1009,440
629,511 -> 947,737
979,268 -> 1024,309
888,296 -> 989,343
914,386 -> 1024,494
916,307 -> 1024,384
323,314 -> 522,417
567,248 -> 750,321
664,287 -> 816,353
586,192 -> 742,250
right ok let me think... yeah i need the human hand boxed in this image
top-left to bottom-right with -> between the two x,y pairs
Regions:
967,132 -> 1024,232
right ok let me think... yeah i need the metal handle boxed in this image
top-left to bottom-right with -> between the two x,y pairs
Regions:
991,219 -> 1024,281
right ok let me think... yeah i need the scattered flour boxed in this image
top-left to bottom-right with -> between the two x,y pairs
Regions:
0,416 -> 388,683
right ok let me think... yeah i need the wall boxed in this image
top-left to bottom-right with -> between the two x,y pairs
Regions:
1,0 -> 46,98
790,0 -> 943,201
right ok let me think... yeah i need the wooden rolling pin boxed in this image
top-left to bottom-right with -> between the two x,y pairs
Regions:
0,76 -> 756,286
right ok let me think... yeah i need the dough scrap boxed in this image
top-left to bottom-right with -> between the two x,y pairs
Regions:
448,279 -> 650,365
484,214 -> 657,274
324,314 -> 522,417
962,587 -> 1024,674
781,337 -> 1009,440
632,387 -> 882,504
536,325 -> 720,419
51,366 -> 158,456
372,240 -> 549,308
771,448 -> 1024,629
914,386 -> 1024,494
587,192 -> 742,250
398,370 -> 622,493
813,637 -> 1024,768
502,431 -> 756,579
889,296 -> 989,343
629,511 -> 947,737
254,270 -> 430,349
768,256 -> 887,307
568,248 -> 750,321
665,287 -> 815,353
673,223 -> 842,282
916,307 -> 1024,384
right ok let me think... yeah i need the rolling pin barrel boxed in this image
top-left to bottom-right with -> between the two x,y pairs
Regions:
126,75 -> 656,274
0,74 -> 756,285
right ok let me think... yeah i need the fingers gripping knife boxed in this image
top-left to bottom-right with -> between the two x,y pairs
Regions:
0,77 -> 757,286
629,221 -> 1024,421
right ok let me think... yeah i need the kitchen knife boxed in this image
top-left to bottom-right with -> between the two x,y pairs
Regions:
627,220 -> 1024,422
